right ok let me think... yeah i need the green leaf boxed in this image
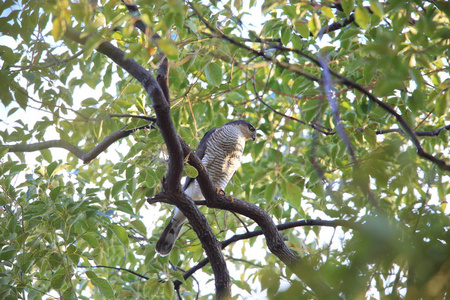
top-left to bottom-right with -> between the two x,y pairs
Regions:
49,186 -> 63,201
205,62 -> 222,87
14,86 -> 28,109
265,182 -> 277,202
0,245 -> 18,261
40,149 -> 52,163
110,224 -> 129,246
50,269 -> 66,290
295,22 -> 310,38
111,180 -> 127,196
355,6 -> 370,30
85,270 -> 97,279
131,219 -> 147,236
90,277 -> 115,299
46,161 -> 59,177
67,245 -> 80,264
51,163 -> 67,177
81,98 -> 98,106
82,232 -> 100,248
115,200 -> 134,215
163,280 -> 174,299
341,0 -> 355,16
281,25 -> 291,45
83,35 -> 103,61
308,13 -> 321,36
126,166 -> 135,180
408,89 -> 425,113
0,146 -> 9,159
185,164 -> 198,178
281,179 -> 302,212
435,90 -> 449,117
155,39 -> 177,56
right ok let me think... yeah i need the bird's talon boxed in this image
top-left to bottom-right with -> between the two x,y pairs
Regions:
216,187 -> 226,195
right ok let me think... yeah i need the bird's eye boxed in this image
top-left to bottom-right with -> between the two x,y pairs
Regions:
249,127 -> 255,132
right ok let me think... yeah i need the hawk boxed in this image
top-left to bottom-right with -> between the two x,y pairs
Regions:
155,120 -> 256,256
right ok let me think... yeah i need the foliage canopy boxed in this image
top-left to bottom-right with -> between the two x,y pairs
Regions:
0,0 -> 449,299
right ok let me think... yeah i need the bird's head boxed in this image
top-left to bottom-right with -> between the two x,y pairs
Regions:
225,120 -> 256,141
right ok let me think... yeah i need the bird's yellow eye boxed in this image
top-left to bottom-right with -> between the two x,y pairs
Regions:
249,126 -> 255,132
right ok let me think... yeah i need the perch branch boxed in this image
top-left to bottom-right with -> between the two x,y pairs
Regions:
64,23 -> 233,298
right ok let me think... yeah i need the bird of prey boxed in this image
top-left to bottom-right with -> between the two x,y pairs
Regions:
155,120 -> 256,256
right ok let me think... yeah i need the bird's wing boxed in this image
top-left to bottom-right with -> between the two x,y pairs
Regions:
182,127 -> 217,191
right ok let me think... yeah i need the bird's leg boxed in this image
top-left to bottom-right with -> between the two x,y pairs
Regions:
216,187 -> 226,195
215,187 -> 235,202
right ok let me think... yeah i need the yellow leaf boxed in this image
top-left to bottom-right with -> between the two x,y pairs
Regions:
355,6 -> 370,30
308,13 -> 321,36
52,18 -> 66,41
321,6 -> 334,19
369,0 -> 384,17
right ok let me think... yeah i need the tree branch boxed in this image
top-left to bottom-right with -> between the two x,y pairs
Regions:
173,137 -> 339,298
318,13 -> 355,37
3,123 -> 153,164
366,124 -> 450,137
189,3 -> 449,171
189,2 -> 321,83
319,55 -> 378,206
63,24 -> 233,299
174,218 -> 357,289
332,74 -> 450,171
77,264 -> 149,280
250,71 -> 335,135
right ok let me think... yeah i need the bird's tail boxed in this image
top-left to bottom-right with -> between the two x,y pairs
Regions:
155,209 -> 187,256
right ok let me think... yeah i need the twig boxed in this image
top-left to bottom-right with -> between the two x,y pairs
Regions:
250,73 -> 335,135
7,49 -> 84,71
77,264 -> 149,280
363,124 -> 450,137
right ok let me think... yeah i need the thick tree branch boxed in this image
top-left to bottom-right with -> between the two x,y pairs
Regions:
65,26 -> 232,299
64,27 -> 184,190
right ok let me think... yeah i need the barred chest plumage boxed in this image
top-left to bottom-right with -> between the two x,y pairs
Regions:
202,125 -> 247,190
